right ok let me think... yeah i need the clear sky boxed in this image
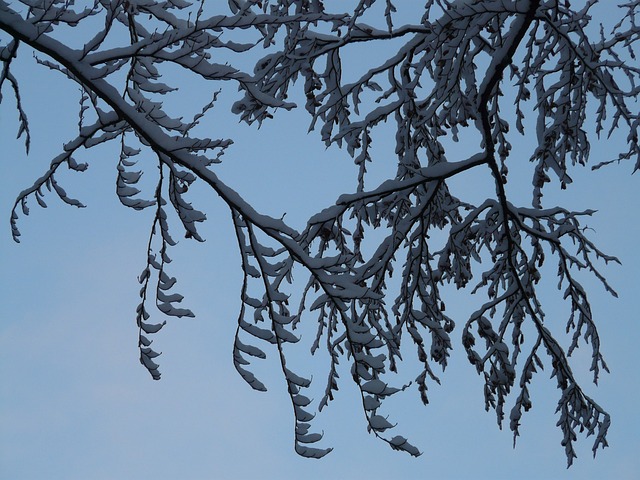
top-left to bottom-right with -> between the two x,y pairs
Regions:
1,3 -> 639,479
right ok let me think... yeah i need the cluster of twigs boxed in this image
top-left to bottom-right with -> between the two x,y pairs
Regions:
2,0 -> 638,464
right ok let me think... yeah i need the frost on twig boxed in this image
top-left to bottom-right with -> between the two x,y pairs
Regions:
3,0 -> 639,464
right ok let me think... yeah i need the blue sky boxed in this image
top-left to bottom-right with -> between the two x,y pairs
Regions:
1,3 -> 640,479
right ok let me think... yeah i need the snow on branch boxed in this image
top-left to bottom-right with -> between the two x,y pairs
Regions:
2,0 -> 639,465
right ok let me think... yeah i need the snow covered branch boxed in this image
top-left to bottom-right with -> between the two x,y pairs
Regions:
2,0 -> 638,465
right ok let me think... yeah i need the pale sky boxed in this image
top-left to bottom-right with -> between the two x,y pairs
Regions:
1,3 -> 639,479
